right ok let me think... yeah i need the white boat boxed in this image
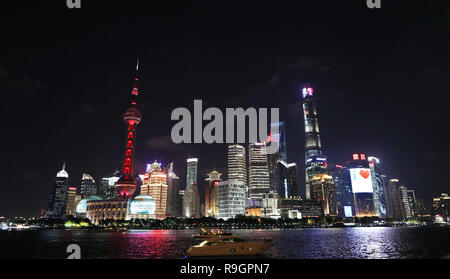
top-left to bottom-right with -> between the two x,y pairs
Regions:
186,235 -> 272,257
192,227 -> 232,240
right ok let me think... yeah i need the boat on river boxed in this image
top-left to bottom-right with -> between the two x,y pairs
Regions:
192,227 -> 232,239
186,235 -> 272,257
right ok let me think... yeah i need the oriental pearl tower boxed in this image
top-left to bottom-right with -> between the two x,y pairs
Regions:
114,59 -> 142,199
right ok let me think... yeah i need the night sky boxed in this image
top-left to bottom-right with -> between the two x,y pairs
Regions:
1,1 -> 449,217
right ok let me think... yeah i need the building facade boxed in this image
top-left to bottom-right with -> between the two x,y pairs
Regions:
266,121 -> 287,193
65,187 -> 77,216
248,143 -> 270,207
432,193 -> 450,222
47,163 -> 69,219
218,179 -> 246,220
205,170 -> 222,217
348,153 -> 376,217
141,161 -> 168,219
368,156 -> 387,218
302,86 -> 327,200
186,158 -> 198,190
228,144 -> 247,196
385,179 -> 405,219
166,162 -> 180,217
80,173 -> 96,197
183,182 -> 201,218
310,174 -> 337,216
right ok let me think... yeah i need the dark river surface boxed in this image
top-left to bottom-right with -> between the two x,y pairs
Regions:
1,226 -> 449,259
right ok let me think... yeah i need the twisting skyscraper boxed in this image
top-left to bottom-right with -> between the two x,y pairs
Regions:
302,86 -> 328,199
114,59 -> 142,199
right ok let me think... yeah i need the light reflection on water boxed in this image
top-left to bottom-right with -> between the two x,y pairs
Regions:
1,226 -> 449,259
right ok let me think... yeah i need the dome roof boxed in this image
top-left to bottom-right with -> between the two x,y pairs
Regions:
56,169 -> 69,178
76,195 -> 102,214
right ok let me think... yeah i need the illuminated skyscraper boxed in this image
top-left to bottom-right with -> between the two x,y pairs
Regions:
183,158 -> 200,218
142,161 -> 168,219
218,179 -> 246,220
310,174 -> 337,216
65,186 -> 77,216
228,144 -> 247,191
267,121 -> 287,193
80,173 -> 96,197
348,153 -> 376,217
248,143 -> 270,207
183,182 -> 201,218
432,193 -> 450,222
367,156 -> 387,218
100,173 -> 120,200
205,170 -> 222,217
302,86 -> 326,199
47,162 -> 69,219
276,161 -> 299,198
186,158 -> 198,188
386,178 -> 404,219
301,86 -> 328,199
329,163 -> 354,217
166,162 -> 181,217
114,59 -> 142,199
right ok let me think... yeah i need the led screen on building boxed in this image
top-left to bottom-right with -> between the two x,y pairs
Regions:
344,206 -> 353,217
350,168 -> 373,193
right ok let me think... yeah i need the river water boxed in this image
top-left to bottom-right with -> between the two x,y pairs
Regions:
1,226 -> 449,259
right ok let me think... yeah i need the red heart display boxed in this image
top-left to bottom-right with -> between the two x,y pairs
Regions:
359,169 -> 370,179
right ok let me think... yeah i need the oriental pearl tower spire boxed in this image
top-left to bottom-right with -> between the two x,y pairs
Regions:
114,58 -> 142,199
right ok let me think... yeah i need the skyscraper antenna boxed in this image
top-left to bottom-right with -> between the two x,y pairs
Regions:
136,55 -> 139,73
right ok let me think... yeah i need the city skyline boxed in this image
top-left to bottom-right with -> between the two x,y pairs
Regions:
1,1 -> 449,217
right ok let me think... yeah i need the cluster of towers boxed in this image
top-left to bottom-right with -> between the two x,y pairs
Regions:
46,61 -> 433,223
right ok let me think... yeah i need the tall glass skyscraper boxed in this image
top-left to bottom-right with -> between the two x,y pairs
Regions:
386,178 -> 404,219
329,163 -> 354,217
227,144 -> 247,193
186,158 -> 198,189
80,173 -> 96,197
267,121 -> 287,193
47,162 -> 69,219
166,162 -> 180,217
276,161 -> 299,198
218,179 -> 245,220
205,170 -> 222,217
183,182 -> 201,218
248,142 -> 270,207
183,158 -> 200,218
368,156 -> 387,218
301,86 -> 328,199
